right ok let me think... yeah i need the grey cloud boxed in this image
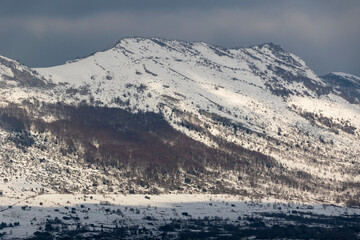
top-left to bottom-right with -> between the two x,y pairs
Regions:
0,0 -> 359,76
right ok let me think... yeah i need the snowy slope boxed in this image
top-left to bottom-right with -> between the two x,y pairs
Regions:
35,38 -> 360,175
35,38 -> 358,142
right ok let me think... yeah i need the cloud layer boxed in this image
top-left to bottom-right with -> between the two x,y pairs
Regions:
0,0 -> 359,76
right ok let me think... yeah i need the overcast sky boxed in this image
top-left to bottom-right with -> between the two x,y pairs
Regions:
0,0 -> 359,76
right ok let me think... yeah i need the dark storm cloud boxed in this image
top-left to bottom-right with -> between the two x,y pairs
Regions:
0,0 -> 359,76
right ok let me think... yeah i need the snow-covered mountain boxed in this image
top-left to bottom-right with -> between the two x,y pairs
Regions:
0,38 -> 359,208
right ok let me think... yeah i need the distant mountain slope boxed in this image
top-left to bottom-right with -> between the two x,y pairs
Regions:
0,38 -> 359,206
320,72 -> 360,104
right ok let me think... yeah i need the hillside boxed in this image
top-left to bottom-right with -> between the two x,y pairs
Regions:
0,38 -> 359,207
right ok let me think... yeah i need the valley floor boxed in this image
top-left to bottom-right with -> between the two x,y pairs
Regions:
1,194 -> 360,239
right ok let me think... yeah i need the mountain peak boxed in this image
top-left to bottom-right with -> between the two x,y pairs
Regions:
252,42 -> 285,53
